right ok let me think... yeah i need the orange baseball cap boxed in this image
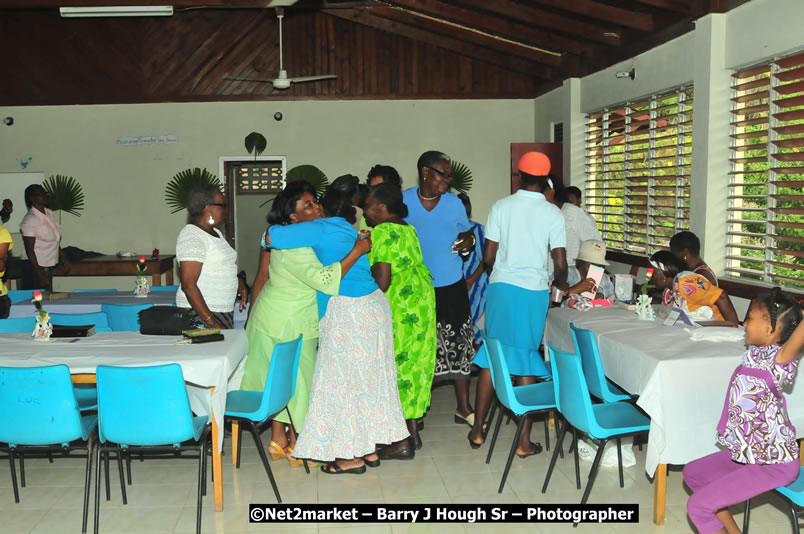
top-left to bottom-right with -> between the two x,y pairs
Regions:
518,152 -> 551,176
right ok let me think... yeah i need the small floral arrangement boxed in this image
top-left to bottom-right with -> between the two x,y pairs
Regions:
136,256 -> 148,275
642,268 -> 655,296
32,290 -> 49,322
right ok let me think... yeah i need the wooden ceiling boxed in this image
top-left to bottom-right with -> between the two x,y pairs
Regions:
0,0 -> 750,105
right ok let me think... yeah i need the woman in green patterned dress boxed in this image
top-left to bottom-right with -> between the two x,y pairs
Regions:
364,184 -> 437,458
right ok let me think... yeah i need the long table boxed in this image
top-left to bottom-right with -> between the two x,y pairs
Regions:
52,255 -> 176,286
9,290 -> 249,329
0,330 -> 249,512
544,306 -> 804,524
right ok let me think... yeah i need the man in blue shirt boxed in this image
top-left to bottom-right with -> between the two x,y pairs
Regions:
468,152 -> 569,458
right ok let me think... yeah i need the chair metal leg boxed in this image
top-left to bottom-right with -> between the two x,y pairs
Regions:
580,438 -> 608,508
201,438 -> 208,498
125,450 -> 132,485
82,436 -> 94,534
196,443 -> 204,534
285,408 -> 310,475
248,422 -> 282,503
790,501 -> 800,534
742,498 -> 751,534
116,448 -> 127,505
482,398 -> 498,441
93,446 -> 102,534
542,418 -> 568,494
8,449 -> 19,503
572,427 -> 581,490
485,405 -> 505,465
498,416 -> 527,494
555,414 -> 564,460
103,451 -> 111,501
616,438 -> 624,488
543,414 -> 550,452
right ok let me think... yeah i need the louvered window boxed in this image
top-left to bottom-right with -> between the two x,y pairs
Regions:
728,51 -> 804,290
585,86 -> 693,254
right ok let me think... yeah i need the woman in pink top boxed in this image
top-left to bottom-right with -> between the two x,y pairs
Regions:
683,288 -> 804,534
19,184 -> 70,291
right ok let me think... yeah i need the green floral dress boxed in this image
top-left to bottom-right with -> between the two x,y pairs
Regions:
368,222 -> 437,419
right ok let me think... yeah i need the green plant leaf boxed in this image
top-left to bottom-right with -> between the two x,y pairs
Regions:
43,175 -> 85,217
164,168 -> 221,214
285,165 -> 329,198
245,132 -> 267,159
449,159 -> 473,194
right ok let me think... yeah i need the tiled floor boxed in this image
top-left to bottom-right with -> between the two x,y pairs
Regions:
1,384 -> 798,533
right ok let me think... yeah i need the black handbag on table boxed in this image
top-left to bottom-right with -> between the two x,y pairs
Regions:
138,306 -> 195,335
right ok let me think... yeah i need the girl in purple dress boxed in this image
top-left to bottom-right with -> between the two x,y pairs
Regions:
683,288 -> 803,534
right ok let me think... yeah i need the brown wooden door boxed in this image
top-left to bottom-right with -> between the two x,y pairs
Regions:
510,142 -> 563,193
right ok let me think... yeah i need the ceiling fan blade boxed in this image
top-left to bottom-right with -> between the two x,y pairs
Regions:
224,76 -> 274,84
288,75 -> 337,84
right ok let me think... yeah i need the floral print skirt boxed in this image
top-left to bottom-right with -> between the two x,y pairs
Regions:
433,279 -> 476,381
292,290 -> 409,462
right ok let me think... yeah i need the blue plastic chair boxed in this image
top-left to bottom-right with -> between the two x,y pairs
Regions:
482,337 -> 556,493
49,312 -> 112,332
744,467 -> 804,533
94,364 -> 210,534
7,289 -> 44,304
0,316 -> 36,333
225,335 -> 305,502
149,285 -> 179,292
101,303 -> 153,331
542,344 -> 650,512
74,289 -> 118,293
570,324 -> 633,403
0,365 -> 98,533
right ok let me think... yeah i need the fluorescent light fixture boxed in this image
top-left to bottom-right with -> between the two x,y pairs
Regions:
59,6 -> 173,18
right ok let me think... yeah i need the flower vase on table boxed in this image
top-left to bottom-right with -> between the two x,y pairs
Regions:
31,290 -> 53,341
133,256 -> 150,297
635,294 -> 655,321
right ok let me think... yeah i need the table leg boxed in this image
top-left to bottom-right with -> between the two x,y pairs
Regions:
231,422 -> 239,466
152,273 -> 161,287
211,389 -> 224,512
653,463 -> 667,524
166,269 -> 174,286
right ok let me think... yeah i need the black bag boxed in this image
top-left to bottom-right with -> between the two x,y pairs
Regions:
138,306 -> 195,335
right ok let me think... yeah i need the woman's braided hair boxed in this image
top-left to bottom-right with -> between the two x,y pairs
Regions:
757,287 -> 802,345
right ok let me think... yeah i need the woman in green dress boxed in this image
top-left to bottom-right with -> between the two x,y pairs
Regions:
240,181 -> 370,466
364,183 -> 437,458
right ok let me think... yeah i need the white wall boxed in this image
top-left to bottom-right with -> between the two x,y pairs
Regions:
0,99 -> 534,289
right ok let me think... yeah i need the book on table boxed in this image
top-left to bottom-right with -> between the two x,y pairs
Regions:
51,324 -> 96,337
182,327 -> 224,343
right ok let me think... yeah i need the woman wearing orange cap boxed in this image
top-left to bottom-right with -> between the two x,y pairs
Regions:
469,152 -> 569,458
400,150 -> 477,444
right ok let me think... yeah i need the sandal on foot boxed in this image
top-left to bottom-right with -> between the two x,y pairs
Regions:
285,447 -> 305,468
467,431 -> 482,450
454,412 -> 475,427
321,463 -> 366,475
364,457 -> 381,468
516,442 -> 543,459
268,441 -> 288,461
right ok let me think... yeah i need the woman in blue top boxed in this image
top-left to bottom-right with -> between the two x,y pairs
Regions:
264,187 -> 409,475
402,151 -> 477,428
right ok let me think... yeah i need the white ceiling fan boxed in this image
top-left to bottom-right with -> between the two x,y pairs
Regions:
226,7 -> 336,90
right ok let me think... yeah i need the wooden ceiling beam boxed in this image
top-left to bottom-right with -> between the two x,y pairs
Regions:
323,8 -> 557,79
529,0 -> 653,32
385,0 -> 600,57
631,0 -> 692,12
450,0 -> 622,45
367,6 -> 563,66
0,0 -> 268,6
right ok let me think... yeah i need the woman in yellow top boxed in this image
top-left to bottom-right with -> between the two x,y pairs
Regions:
0,198 -> 14,318
649,250 -> 739,323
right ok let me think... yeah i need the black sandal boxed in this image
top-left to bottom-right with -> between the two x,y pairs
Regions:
321,462 -> 367,475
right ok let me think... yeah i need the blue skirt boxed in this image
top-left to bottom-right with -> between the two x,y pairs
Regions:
474,282 -> 550,377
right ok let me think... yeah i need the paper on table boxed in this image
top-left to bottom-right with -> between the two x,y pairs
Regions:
581,265 -> 605,299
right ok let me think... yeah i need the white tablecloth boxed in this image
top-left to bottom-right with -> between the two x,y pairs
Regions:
544,306 -> 804,477
0,330 -> 249,452
10,291 -> 249,329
